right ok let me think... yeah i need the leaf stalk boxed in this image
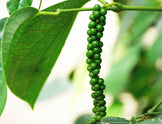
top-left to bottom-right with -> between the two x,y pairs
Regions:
148,99 -> 162,113
38,2 -> 162,16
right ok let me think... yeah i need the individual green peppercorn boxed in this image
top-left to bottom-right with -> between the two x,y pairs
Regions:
90,28 -> 97,35
96,32 -> 103,38
91,35 -> 97,41
96,24 -> 104,32
93,47 -> 102,53
93,84 -> 100,90
86,58 -> 92,64
100,106 -> 106,112
89,14 -> 96,21
99,15 -> 106,22
99,100 -> 106,106
88,119 -> 93,124
90,63 -> 97,70
86,50 -> 94,58
92,41 -> 99,47
100,112 -> 106,117
91,117 -> 97,123
100,84 -> 106,90
87,37 -> 92,42
98,78 -> 104,85
93,11 -> 100,18
95,90 -> 102,96
100,7 -> 107,15
91,92 -> 96,98
90,78 -> 98,85
87,29 -> 91,36
96,115 -> 102,121
93,99 -> 98,106
94,4 -> 101,11
95,59 -> 102,65
91,86 -> 96,91
92,69 -> 100,75
97,94 -> 105,100
92,107 -> 97,113
89,72 -> 96,78
88,21 -> 97,28
92,85 -> 99,91
99,41 -> 103,47
93,54 -> 101,59
87,43 -> 93,50
87,66 -> 92,72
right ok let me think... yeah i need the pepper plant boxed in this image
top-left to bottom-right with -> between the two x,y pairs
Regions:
0,0 -> 162,124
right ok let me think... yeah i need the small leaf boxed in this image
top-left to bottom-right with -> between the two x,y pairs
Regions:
0,17 -> 7,116
138,118 -> 162,124
101,117 -> 130,124
7,0 -> 33,15
2,0 -> 90,108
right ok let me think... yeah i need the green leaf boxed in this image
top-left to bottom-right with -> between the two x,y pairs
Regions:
7,0 -> 33,15
74,114 -> 92,124
101,117 -> 130,124
126,63 -> 156,99
0,77 -> 7,116
138,118 -> 162,124
0,18 -> 8,41
2,0 -> 90,108
150,73 -> 162,102
146,33 -> 162,66
2,7 -> 39,108
0,17 -> 7,116
105,43 -> 141,96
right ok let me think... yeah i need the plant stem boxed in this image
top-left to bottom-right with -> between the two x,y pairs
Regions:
148,99 -> 162,113
38,2 -> 162,16
122,5 -> 162,12
136,112 -> 162,119
133,112 -> 162,123
38,0 -> 42,10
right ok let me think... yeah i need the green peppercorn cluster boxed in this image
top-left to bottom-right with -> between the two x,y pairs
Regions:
86,4 -> 107,124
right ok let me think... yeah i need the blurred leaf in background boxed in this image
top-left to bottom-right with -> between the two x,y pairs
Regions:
37,78 -> 72,101
74,114 -> 91,124
7,0 -> 33,15
0,17 -> 7,116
